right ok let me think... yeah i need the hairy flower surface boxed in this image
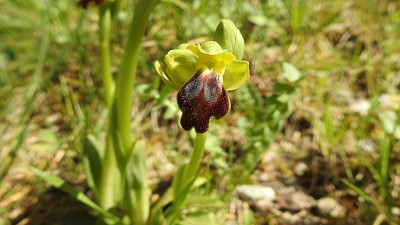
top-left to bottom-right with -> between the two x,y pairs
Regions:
177,69 -> 230,133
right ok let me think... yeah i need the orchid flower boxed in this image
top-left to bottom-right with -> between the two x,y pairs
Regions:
155,20 -> 250,133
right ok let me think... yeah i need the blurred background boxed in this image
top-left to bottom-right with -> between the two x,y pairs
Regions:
0,0 -> 399,224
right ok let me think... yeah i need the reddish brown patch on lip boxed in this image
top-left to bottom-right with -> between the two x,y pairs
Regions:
177,70 -> 230,133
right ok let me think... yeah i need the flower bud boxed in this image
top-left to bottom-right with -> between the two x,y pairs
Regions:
213,19 -> 245,60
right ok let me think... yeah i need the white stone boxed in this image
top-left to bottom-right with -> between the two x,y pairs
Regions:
317,197 -> 346,218
234,185 -> 276,202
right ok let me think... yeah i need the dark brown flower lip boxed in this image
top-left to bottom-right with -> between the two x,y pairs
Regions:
177,69 -> 230,133
77,0 -> 104,9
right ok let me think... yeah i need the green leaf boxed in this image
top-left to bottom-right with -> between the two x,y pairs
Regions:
248,14 -> 268,26
30,129 -> 59,153
223,60 -> 250,91
379,110 -> 400,139
148,207 -> 165,225
172,164 -> 188,199
213,19 -> 245,60
136,77 -> 161,100
83,134 -> 105,199
243,209 -> 255,225
110,125 -> 125,170
183,194 -> 224,208
165,176 -> 196,222
273,83 -> 298,102
283,62 -> 301,82
150,188 -> 173,219
123,143 -> 150,225
110,103 -> 136,173
30,167 -> 120,224
205,134 -> 226,157
154,85 -> 174,109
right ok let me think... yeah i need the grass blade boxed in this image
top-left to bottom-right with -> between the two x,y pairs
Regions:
341,179 -> 372,203
30,167 -> 120,224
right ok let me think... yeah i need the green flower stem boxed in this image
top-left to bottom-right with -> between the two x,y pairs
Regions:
99,5 -> 114,107
183,133 -> 207,186
115,0 -> 160,150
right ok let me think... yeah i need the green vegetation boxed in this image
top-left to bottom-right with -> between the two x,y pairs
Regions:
1,0 -> 399,224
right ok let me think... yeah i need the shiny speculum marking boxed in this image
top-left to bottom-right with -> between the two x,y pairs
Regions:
178,70 -> 230,133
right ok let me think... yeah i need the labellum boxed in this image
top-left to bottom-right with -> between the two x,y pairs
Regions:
77,0 -> 104,8
178,69 -> 230,133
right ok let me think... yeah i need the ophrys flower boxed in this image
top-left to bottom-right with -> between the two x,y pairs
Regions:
155,20 -> 249,133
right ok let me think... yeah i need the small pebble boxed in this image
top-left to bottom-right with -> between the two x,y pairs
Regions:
294,162 -> 308,176
317,197 -> 346,218
234,185 -> 276,202
391,207 -> 400,217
